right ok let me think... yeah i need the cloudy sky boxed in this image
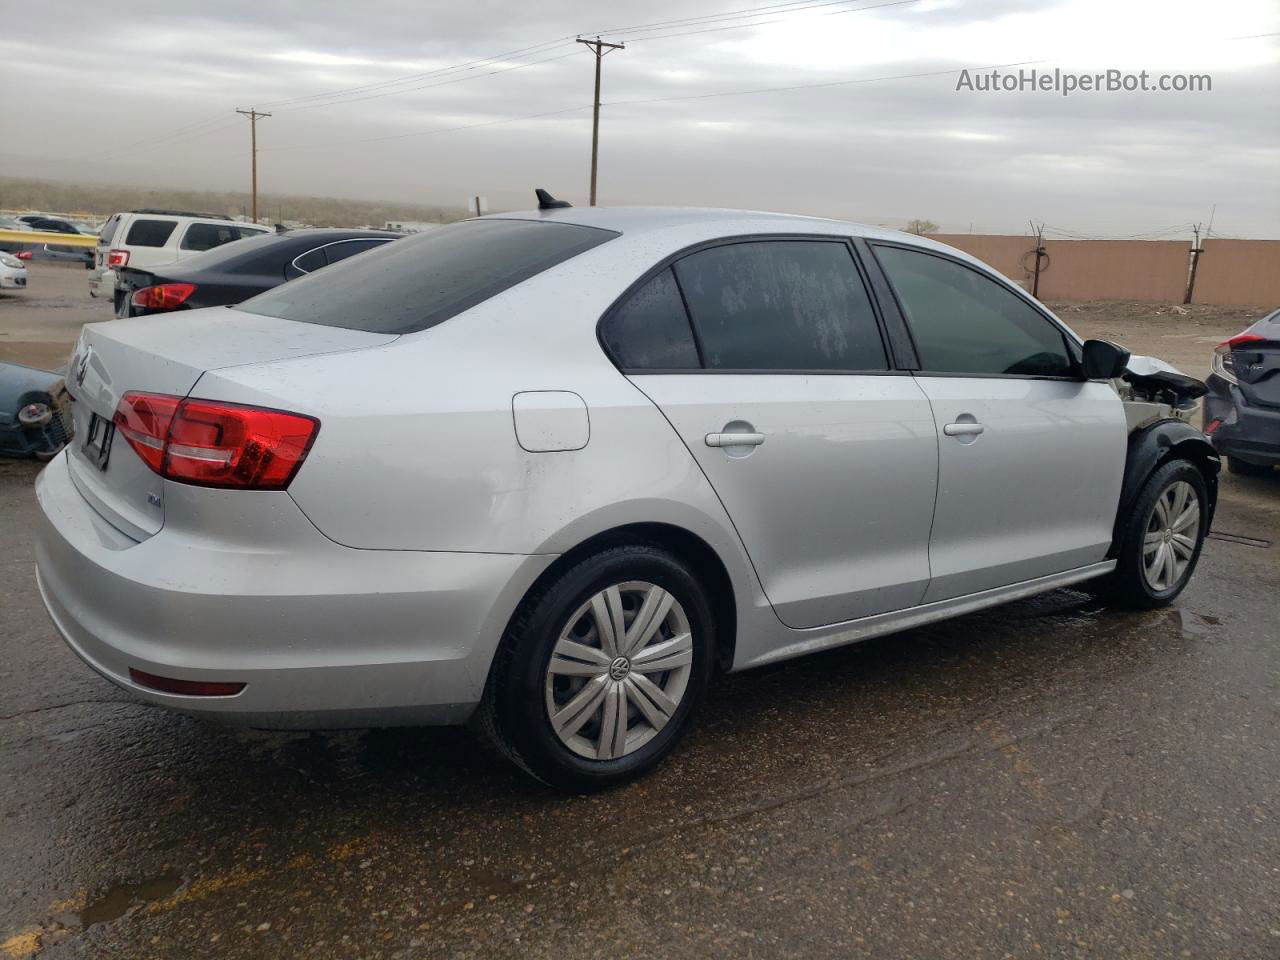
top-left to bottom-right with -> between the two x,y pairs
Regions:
6,0 -> 1278,237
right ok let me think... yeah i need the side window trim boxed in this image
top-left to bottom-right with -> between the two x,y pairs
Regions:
850,237 -> 919,371
597,233 -> 899,376
868,240 -> 1084,381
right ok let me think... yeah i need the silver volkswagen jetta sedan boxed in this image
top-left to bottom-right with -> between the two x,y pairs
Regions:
34,200 -> 1218,790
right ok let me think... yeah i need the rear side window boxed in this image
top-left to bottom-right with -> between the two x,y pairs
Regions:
873,245 -> 1073,377
98,214 -> 120,245
125,219 -> 177,247
323,238 -> 388,264
181,222 -> 240,252
673,240 -> 887,371
293,247 -> 326,273
601,269 -> 700,370
241,219 -> 617,334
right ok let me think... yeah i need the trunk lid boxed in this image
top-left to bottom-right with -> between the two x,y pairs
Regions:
1233,337 -> 1280,409
64,307 -> 396,539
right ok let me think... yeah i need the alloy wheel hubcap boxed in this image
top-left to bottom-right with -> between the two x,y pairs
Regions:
544,581 -> 693,761
1142,480 -> 1200,591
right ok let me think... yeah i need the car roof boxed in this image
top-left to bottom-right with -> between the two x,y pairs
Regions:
484,205 -> 982,268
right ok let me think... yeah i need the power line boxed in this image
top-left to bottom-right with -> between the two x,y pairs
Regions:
275,49 -> 583,113
260,104 -> 594,153
595,0 -> 896,39
252,0 -> 903,113
622,0 -> 919,42
605,58 -> 1047,106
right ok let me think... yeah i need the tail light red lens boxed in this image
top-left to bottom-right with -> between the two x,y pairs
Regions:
113,393 -> 319,489
1223,333 -> 1266,349
16,251 -> 32,260
107,248 -> 130,267
131,283 -> 197,310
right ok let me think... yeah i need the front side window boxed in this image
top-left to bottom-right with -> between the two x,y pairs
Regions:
125,219 -> 177,247
673,241 -> 887,371
873,245 -> 1073,377
242,219 -> 616,335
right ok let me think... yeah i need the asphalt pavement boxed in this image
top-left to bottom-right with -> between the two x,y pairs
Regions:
2,265 -> 1278,959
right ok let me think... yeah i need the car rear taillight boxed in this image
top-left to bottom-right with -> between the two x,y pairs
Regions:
1211,332 -> 1269,386
15,251 -> 32,260
129,668 -> 245,697
112,393 -> 319,489
107,248 -> 130,267
131,283 -> 196,310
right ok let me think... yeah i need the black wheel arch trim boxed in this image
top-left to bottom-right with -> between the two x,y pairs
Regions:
1109,419 -> 1220,559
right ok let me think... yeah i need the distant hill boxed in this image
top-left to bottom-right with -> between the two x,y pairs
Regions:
0,175 -> 468,228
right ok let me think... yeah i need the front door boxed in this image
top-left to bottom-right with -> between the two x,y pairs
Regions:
870,242 -> 1128,601
601,238 -> 939,629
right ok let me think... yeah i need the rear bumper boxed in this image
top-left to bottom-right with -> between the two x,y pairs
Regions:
34,452 -> 554,728
87,267 -> 116,298
1203,380 -> 1280,464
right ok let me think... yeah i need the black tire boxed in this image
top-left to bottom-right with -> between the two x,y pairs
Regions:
1227,456 -> 1272,477
1102,459 -> 1209,609
479,544 -> 715,792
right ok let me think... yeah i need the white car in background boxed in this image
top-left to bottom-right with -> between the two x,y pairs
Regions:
89,210 -> 271,305
0,250 -> 27,289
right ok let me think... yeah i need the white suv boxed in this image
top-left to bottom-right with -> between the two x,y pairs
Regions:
89,210 -> 270,305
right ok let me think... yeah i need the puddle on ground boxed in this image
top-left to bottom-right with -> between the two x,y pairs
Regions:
79,870 -> 183,928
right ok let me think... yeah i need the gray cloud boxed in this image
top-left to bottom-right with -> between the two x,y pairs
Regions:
5,0 -> 1278,236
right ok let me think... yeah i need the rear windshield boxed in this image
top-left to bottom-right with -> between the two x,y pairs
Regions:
98,214 -> 120,245
239,219 -> 617,334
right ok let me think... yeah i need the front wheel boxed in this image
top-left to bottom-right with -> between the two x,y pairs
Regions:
479,544 -> 714,791
1102,459 -> 1209,609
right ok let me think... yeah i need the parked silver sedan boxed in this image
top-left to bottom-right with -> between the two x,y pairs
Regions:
34,199 -> 1218,790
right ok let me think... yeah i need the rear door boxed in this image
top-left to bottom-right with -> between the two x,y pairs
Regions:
870,242 -> 1127,602
607,238 -> 939,629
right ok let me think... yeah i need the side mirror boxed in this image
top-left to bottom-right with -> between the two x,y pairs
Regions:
1081,339 -> 1131,380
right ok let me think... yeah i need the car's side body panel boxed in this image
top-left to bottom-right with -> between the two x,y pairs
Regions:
634,372 -> 938,628
914,376 -> 1127,601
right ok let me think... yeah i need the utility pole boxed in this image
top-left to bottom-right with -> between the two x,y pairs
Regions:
1029,220 -> 1047,298
235,109 -> 272,223
1184,223 -> 1203,305
575,37 -> 625,206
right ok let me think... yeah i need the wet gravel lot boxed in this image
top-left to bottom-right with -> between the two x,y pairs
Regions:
3,265 -> 1279,958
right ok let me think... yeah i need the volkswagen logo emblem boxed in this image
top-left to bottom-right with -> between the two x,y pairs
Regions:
608,656 -> 631,681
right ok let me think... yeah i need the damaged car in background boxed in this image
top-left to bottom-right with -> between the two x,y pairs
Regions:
1203,308 -> 1280,476
0,362 -> 73,460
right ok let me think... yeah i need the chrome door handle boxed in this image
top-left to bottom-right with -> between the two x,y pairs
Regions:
705,431 -> 766,448
943,422 -> 985,437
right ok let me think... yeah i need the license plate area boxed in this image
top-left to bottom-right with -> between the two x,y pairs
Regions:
82,412 -> 115,471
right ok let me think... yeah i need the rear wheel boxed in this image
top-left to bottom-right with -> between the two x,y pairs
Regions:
1103,459 -> 1208,609
480,545 -> 714,791
1227,456 -> 1272,477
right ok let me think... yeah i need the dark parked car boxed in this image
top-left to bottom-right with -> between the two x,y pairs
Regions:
115,228 -> 398,317
13,244 -> 94,267
1204,308 -> 1280,475
22,217 -> 86,235
0,362 -> 73,460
